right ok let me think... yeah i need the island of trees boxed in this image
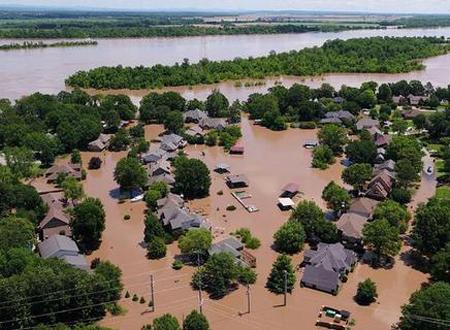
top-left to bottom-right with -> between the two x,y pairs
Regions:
66,37 -> 450,90
0,40 -> 98,51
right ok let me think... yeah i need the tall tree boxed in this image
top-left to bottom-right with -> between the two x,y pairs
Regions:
273,220 -> 306,254
72,197 -> 106,249
342,163 -> 373,192
362,219 -> 401,261
318,124 -> 348,155
266,254 -> 296,294
173,156 -> 211,199
113,157 -> 147,191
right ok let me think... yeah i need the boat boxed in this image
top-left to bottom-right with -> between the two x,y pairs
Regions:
130,194 -> 145,202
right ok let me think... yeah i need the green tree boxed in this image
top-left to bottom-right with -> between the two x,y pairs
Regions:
345,139 -> 377,164
183,310 -> 210,330
4,146 -> 34,179
178,229 -> 213,255
431,243 -> 450,282
72,197 -> 106,249
109,128 -> 131,152
342,163 -> 373,192
356,89 -> 377,108
377,83 -> 392,102
399,282 -> 450,330
153,314 -> 180,330
373,200 -> 410,233
173,156 -> 211,199
273,220 -> 306,254
70,149 -> 82,164
321,181 -> 351,215
356,279 -> 378,305
312,145 -> 335,169
0,216 -> 35,252
114,157 -> 147,191
164,111 -> 184,134
144,213 -> 165,243
61,176 -> 84,202
147,237 -> 167,259
290,201 -> 338,243
318,124 -> 348,155
395,159 -> 420,187
412,198 -> 450,256
362,219 -> 401,260
386,136 -> 423,173
205,90 -> 229,118
266,254 -> 296,294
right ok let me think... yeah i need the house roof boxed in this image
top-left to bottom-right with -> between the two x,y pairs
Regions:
61,254 -> 90,271
148,159 -> 171,176
349,198 -> 379,218
303,139 -> 319,147
278,198 -> 295,207
304,243 -> 356,273
282,183 -> 299,194
302,264 -> 340,292
374,159 -> 396,173
336,213 -> 369,239
320,117 -> 342,125
184,109 -> 208,122
38,205 -> 70,229
148,173 -> 175,187
185,125 -> 205,137
226,174 -> 249,185
356,118 -> 380,130
208,237 -> 243,258
199,117 -> 228,130
375,134 -> 392,147
38,235 -> 79,259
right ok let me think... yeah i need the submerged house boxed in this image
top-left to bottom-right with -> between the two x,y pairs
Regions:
208,237 -> 256,267
366,170 -> 395,200
142,148 -> 173,164
300,243 -> 357,295
38,235 -> 89,271
336,212 -> 369,248
348,198 -> 379,219
303,139 -> 319,149
87,133 -> 112,152
160,134 -> 187,152
184,109 -> 208,123
38,206 -> 72,240
45,163 -> 82,183
226,174 -> 249,188
199,117 -> 228,130
156,194 -> 210,233
356,117 -> 380,131
280,183 -> 300,198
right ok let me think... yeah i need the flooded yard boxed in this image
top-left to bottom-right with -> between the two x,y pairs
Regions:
39,115 -> 434,330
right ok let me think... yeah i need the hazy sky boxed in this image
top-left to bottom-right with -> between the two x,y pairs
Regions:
2,0 -> 450,14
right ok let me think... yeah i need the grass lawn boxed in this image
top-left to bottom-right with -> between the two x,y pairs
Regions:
436,186 -> 450,200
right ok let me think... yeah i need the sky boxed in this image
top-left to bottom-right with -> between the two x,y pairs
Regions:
1,0 -> 450,14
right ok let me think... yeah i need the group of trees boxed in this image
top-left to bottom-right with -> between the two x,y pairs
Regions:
0,180 -> 121,328
0,90 -> 136,172
142,310 -> 209,330
173,156 -> 211,199
313,124 -> 348,169
67,37 -> 449,90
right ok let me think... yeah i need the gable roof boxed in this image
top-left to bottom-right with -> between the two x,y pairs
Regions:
38,235 -> 79,259
349,198 -> 379,218
184,109 -> 208,122
304,243 -> 356,273
336,213 -> 368,240
356,117 -> 380,130
282,183 -> 300,194
208,237 -> 244,258
38,206 -> 70,230
302,264 -> 340,292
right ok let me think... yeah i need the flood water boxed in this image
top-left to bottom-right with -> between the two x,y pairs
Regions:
28,116 -> 431,330
2,27 -> 450,101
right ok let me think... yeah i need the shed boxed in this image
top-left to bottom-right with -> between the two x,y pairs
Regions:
226,174 -> 249,188
303,139 -> 319,149
278,198 -> 295,211
214,163 -> 231,173
230,144 -> 244,155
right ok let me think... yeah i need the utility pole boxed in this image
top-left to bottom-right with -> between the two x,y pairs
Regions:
246,284 -> 251,314
197,251 -> 203,314
283,270 -> 288,307
150,274 -> 155,312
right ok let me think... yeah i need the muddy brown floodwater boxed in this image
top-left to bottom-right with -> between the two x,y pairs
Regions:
39,115 -> 431,330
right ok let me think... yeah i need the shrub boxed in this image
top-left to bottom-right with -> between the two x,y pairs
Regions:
245,237 -> 261,249
226,205 -> 236,211
147,237 -> 167,259
297,121 -> 316,129
90,257 -> 101,269
172,259 -> 184,270
123,214 -> 131,220
88,156 -> 102,169
125,291 -> 130,298
391,187 -> 412,204
140,297 -> 146,304
356,279 -> 378,305
132,294 -> 139,302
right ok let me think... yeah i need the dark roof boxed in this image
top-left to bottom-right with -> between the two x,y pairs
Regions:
304,243 -> 356,273
336,213 -> 368,239
226,174 -> 249,185
208,237 -> 243,258
302,264 -> 340,293
349,198 -> 379,218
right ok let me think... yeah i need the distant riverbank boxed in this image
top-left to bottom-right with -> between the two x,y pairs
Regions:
0,40 -> 98,51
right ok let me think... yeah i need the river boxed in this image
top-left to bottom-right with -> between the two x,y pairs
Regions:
2,27 -> 450,101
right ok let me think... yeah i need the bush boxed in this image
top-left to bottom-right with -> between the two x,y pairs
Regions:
90,257 -> 101,269
296,121 -> 316,129
123,214 -> 131,220
172,259 -> 183,270
140,297 -> 146,304
232,228 -> 261,249
246,237 -> 261,249
132,294 -> 139,302
226,205 -> 236,211
312,145 -> 335,169
125,291 -> 130,298
356,279 -> 378,305
88,156 -> 102,170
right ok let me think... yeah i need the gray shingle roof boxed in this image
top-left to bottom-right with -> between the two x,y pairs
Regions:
38,235 -> 79,259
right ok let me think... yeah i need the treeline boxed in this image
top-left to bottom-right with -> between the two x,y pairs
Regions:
0,40 -> 97,50
66,37 -> 450,90
0,23 -> 356,39
382,15 -> 450,28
